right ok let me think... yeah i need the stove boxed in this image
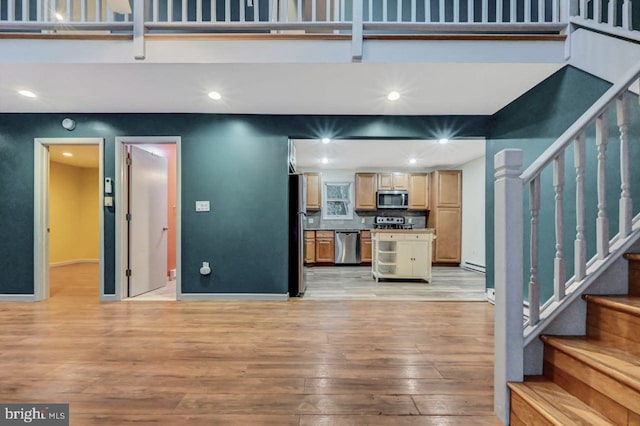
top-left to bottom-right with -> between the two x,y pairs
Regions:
373,216 -> 414,230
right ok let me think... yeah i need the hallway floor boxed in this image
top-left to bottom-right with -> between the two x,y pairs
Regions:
2,263 -> 501,425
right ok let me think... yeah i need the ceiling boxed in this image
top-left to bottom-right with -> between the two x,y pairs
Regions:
49,145 -> 99,168
294,138 -> 485,170
0,62 -> 563,115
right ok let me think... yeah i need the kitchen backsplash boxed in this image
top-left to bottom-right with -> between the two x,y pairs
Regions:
304,210 -> 427,230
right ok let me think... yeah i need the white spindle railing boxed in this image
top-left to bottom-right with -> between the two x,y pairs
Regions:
572,0 -> 637,39
494,61 -> 640,424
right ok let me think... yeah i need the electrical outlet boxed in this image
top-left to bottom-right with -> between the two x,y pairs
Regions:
308,218 -> 314,224
361,218 -> 365,224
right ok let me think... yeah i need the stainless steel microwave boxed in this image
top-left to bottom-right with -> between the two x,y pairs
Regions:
377,190 -> 409,209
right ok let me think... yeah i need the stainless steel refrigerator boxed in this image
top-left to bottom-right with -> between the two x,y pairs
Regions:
288,173 -> 306,297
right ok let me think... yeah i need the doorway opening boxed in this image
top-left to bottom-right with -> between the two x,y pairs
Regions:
115,137 -> 181,301
289,137 -> 487,301
33,138 -> 105,301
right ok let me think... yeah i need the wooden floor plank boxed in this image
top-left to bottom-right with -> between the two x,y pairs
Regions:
0,263 -> 499,424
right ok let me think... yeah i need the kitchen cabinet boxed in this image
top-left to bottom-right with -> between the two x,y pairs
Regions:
428,170 -> 462,264
378,172 -> 408,190
305,173 -> 322,211
315,230 -> 335,263
304,230 -> 316,264
371,230 -> 434,282
408,173 -> 430,210
360,230 -> 372,263
355,173 -> 377,211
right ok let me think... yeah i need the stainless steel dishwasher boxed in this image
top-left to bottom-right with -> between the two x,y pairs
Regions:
334,230 -> 361,264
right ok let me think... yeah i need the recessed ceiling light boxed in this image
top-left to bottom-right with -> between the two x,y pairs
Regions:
55,12 -> 64,20
321,138 -> 330,144
387,91 -> 400,101
62,152 -> 73,157
321,157 -> 328,164
409,158 -> 417,164
18,89 -> 37,98
439,138 -> 449,145
208,91 -> 222,100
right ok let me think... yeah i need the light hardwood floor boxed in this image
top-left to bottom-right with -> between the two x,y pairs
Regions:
0,263 -> 500,425
304,266 -> 487,301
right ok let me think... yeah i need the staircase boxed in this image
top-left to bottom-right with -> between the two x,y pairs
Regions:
508,253 -> 640,425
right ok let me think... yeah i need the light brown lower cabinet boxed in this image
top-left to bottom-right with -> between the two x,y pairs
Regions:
360,230 -> 372,263
315,230 -> 335,263
304,231 -> 316,264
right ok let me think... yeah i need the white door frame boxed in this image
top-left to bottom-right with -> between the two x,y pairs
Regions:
115,136 -> 182,301
34,137 -> 105,302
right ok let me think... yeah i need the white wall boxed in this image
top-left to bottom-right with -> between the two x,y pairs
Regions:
570,29 -> 640,91
461,155 -> 486,269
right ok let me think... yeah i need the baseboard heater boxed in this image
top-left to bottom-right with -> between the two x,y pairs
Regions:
462,261 -> 486,274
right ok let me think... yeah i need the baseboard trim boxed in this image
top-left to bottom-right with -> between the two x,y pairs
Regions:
50,259 -> 99,267
100,294 -> 119,302
178,293 -> 289,301
461,261 -> 486,274
0,294 -> 36,302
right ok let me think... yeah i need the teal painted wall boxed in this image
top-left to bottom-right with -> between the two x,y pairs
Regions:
485,66 -> 640,303
0,113 -> 486,295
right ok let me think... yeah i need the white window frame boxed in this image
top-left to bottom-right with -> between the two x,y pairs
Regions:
322,181 -> 353,220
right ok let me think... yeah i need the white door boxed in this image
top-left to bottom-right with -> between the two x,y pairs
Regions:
129,146 -> 168,297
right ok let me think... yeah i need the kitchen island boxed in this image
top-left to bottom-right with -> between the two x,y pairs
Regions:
371,229 -> 436,283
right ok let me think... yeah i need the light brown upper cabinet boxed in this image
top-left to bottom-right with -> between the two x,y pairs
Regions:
355,173 -> 377,211
408,173 -> 430,210
432,170 -> 462,207
305,173 -> 322,211
378,172 -> 408,190
429,170 -> 462,264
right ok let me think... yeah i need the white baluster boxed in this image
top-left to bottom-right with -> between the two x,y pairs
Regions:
211,0 -> 216,21
226,0 -> 230,21
554,152 -> 566,301
538,0 -> 543,22
383,0 -> 387,21
493,149 -> 524,425
622,0 -> 631,29
596,112 -> 609,260
608,0 -> 617,27
24,0 -> 29,20
38,0 -> 42,21
65,0 -> 70,20
81,0 -> 87,22
468,0 -> 473,22
255,0 -> 260,22
426,0 -> 431,21
482,0 -> 487,22
593,0 -> 600,22
52,0 -> 58,20
529,176 -> 540,325
580,0 -> 586,19
153,0 -> 158,21
497,0 -> 503,22
453,0 -> 458,22
197,0 -> 202,21
510,0 -> 515,22
95,0 -> 100,22
367,0 -> 372,22
311,0 -> 316,21
438,0 -> 444,21
411,0 -> 416,22
617,94 -> 632,238
8,0 -> 15,21
524,0 -> 530,22
575,132 -> 587,281
397,0 -> 402,21
326,0 -> 330,21
240,0 -> 245,21
167,0 -> 172,22
552,0 -> 558,21
182,0 -> 187,21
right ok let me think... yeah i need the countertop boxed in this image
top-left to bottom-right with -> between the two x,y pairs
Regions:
371,228 -> 435,234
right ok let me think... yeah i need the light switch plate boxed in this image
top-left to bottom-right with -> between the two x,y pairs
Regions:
104,196 -> 113,207
195,201 -> 210,212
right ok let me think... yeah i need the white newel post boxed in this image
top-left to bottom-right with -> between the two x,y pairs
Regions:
134,0 -> 145,59
494,149 -> 524,425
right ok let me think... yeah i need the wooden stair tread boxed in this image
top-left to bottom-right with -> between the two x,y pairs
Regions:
583,295 -> 640,316
541,335 -> 640,392
509,377 -> 616,425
